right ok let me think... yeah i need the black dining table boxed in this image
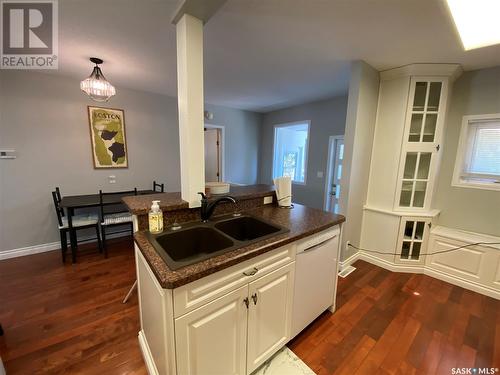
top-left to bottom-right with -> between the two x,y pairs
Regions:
59,189 -> 157,253
59,189 -> 156,211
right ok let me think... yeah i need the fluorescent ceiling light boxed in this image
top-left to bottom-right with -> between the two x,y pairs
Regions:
446,0 -> 500,50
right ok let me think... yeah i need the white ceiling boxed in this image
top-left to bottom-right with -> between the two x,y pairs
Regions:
54,0 -> 500,112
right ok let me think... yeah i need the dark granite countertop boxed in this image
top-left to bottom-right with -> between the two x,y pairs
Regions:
123,184 -> 276,215
134,203 -> 345,289
122,192 -> 187,215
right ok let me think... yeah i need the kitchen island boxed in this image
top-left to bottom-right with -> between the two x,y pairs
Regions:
123,185 -> 345,375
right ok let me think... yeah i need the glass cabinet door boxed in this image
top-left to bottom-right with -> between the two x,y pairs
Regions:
399,152 -> 432,208
395,218 -> 429,264
408,81 -> 441,143
397,78 -> 446,211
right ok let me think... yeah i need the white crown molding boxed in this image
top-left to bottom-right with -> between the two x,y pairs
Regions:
380,63 -> 463,82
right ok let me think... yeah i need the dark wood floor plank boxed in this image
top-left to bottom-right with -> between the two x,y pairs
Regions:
333,334 -> 376,375
417,330 -> 445,375
379,317 -> 421,374
2,248 -> 499,374
405,325 -> 433,369
290,260 -> 500,375
0,238 -> 143,374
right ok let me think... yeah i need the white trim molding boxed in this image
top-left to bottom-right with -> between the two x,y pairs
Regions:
0,241 -> 60,260
324,135 -> 344,212
380,63 -> 463,82
338,251 -> 360,272
0,232 -> 129,261
138,330 -> 160,375
204,123 -> 226,182
338,226 -> 500,300
363,205 -> 441,218
452,113 -> 500,192
272,120 -> 311,186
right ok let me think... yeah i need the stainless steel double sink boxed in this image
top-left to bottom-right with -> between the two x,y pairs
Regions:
146,215 -> 289,270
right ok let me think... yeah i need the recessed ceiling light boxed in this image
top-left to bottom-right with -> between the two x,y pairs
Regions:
446,0 -> 500,50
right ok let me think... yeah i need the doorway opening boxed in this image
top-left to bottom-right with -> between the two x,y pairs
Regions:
324,135 -> 344,213
204,124 -> 225,182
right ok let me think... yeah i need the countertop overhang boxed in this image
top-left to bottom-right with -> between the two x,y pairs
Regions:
134,203 -> 345,289
123,184 -> 277,215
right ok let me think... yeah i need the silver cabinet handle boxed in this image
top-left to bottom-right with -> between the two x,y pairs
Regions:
243,267 -> 258,276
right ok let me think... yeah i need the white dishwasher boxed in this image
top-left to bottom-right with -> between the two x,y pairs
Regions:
291,226 -> 340,339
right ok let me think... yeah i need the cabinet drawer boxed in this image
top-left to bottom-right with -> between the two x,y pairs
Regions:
173,244 -> 295,318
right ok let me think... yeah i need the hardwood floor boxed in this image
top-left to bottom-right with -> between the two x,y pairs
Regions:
0,238 -> 146,374
288,260 -> 500,375
1,242 -> 498,374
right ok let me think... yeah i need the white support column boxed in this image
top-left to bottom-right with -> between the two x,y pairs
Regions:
176,14 -> 205,207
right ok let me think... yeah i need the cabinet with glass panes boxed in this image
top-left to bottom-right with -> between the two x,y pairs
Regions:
395,77 -> 447,211
395,217 -> 431,265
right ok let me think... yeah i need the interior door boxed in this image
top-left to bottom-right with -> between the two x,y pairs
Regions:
175,284 -> 249,375
246,263 -> 295,374
327,137 -> 344,213
204,127 -> 221,182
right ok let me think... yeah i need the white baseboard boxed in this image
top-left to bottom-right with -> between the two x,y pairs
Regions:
138,330 -> 159,375
339,252 -> 360,271
339,244 -> 493,299
0,241 -> 60,260
423,266 -> 499,300
352,251 -> 499,300
0,232 -> 129,261
358,252 -> 423,274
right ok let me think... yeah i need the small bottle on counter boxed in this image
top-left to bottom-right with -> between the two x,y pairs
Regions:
148,200 -> 163,234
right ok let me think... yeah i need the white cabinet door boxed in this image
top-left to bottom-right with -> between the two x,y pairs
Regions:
394,216 -> 431,265
246,263 -> 295,374
395,77 -> 448,211
175,284 -> 249,375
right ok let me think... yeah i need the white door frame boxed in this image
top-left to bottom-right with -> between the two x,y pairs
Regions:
324,135 -> 344,212
204,123 -> 225,182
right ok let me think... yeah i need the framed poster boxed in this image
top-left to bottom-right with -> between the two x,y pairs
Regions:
87,106 -> 128,168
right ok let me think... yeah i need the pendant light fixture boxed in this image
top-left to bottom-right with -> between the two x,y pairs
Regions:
80,57 -> 116,102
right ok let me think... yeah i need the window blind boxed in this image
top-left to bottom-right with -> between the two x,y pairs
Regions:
464,120 -> 500,181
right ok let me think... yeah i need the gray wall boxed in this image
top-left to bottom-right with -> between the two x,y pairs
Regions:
339,61 -> 380,261
433,66 -> 500,237
0,71 -> 261,252
259,96 -> 348,209
205,104 -> 262,185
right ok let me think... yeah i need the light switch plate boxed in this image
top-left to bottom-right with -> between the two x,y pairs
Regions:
0,149 -> 16,159
263,196 -> 273,205
317,171 -> 324,178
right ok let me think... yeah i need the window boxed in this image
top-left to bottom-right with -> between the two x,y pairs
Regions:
452,114 -> 500,190
273,122 -> 310,184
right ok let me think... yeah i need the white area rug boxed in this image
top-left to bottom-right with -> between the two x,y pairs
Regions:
252,347 -> 315,375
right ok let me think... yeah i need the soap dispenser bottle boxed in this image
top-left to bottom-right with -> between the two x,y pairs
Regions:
148,200 -> 163,234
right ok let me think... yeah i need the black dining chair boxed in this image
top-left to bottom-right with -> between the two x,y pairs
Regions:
99,188 -> 137,257
153,180 -> 165,193
52,187 -> 102,263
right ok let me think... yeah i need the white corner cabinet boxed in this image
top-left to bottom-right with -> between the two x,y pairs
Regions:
361,64 -> 462,269
135,226 -> 341,375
